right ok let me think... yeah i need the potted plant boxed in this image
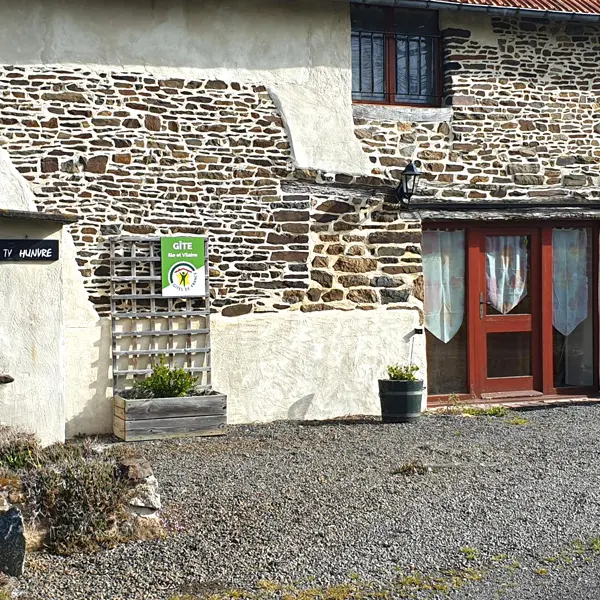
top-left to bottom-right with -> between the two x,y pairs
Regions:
113,361 -> 227,441
378,363 -> 423,423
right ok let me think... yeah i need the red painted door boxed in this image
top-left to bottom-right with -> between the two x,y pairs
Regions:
469,228 -> 542,395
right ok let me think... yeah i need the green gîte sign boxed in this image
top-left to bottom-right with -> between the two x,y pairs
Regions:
160,236 -> 206,297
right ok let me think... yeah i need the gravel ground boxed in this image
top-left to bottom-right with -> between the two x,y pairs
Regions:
17,405 -> 600,600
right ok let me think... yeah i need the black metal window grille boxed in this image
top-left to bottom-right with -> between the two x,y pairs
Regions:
351,6 -> 441,107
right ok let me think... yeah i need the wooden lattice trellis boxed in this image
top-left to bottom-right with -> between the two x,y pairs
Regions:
109,236 -> 212,394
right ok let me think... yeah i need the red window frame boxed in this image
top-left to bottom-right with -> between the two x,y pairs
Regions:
351,5 -> 443,108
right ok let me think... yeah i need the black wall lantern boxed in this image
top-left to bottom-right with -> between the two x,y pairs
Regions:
395,162 -> 422,205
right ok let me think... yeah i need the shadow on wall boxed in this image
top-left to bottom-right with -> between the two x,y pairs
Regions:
65,317 -> 112,437
287,393 -> 315,420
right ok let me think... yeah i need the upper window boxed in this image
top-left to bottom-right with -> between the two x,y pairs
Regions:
351,5 -> 441,106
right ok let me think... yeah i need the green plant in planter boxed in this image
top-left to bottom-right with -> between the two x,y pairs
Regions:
387,363 -> 420,381
131,361 -> 197,399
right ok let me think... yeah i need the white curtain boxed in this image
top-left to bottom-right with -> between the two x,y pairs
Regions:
552,228 -> 588,337
423,230 -> 465,343
486,236 -> 528,314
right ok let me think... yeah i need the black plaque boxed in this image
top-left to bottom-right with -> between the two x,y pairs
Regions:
0,239 -> 59,262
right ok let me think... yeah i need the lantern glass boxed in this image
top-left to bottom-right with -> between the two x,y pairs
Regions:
398,162 -> 421,203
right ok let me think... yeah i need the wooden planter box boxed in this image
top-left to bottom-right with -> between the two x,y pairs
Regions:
113,392 -> 227,441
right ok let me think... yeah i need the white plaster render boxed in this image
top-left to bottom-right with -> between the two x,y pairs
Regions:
0,0 -> 371,175
0,219 -> 65,446
0,149 -> 37,212
211,308 -> 426,424
63,237 -> 112,439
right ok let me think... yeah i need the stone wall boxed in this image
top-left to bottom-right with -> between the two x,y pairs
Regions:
354,17 -> 600,203
0,65 -> 423,319
0,66 -> 299,315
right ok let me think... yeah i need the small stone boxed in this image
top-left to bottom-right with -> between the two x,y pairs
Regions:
412,275 -> 424,301
271,251 -> 308,263
41,157 -> 58,173
85,155 -> 109,174
312,256 -> 329,269
322,289 -> 344,302
123,118 -> 141,129
314,200 -> 354,214
380,288 -> 411,304
41,91 -> 86,103
222,304 -> 252,317
338,274 -> 370,287
206,80 -> 228,90
513,174 -> 544,186
368,231 -> 420,245
300,303 -> 333,312
334,257 -> 377,273
282,290 -> 305,304
0,506 -> 25,577
61,159 -> 82,174
346,245 -> 365,256
371,276 -> 402,288
310,270 -> 333,288
114,153 -> 132,165
145,115 -> 161,131
347,289 -> 378,303
306,288 -> 322,302
563,174 -> 587,187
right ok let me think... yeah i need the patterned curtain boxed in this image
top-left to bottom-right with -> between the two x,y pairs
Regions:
423,230 -> 465,343
486,236 -> 528,314
553,228 -> 588,336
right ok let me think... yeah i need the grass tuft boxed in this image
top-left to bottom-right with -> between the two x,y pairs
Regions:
392,460 -> 429,476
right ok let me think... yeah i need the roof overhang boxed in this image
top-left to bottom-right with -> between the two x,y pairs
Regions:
351,0 -> 600,22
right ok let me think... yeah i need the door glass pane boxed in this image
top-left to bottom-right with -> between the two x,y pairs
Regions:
487,332 -> 532,378
552,228 -> 593,387
422,229 -> 467,394
485,235 -> 529,315
426,322 -> 467,394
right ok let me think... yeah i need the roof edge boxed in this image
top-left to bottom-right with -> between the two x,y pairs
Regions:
352,0 -> 600,22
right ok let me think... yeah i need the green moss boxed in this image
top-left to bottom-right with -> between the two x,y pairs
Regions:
460,546 -> 479,561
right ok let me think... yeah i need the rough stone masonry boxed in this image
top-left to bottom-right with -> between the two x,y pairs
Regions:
0,16 -> 598,318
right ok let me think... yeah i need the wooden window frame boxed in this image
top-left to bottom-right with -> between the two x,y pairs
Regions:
351,5 -> 443,108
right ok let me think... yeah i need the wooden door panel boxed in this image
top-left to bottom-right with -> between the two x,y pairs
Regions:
469,228 -> 542,396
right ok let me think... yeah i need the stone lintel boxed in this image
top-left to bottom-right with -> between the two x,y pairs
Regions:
353,104 -> 453,124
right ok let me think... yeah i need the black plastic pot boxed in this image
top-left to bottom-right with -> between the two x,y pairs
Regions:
378,379 -> 423,423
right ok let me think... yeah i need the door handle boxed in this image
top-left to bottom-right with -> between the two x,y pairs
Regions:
479,291 -> 484,319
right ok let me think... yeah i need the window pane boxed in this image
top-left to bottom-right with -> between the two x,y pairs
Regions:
426,322 -> 468,395
485,235 -> 529,315
423,229 -> 467,395
395,35 -> 438,104
488,332 -> 532,378
351,31 -> 386,102
552,228 -> 594,387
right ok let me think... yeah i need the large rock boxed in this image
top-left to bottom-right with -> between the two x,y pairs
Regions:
118,455 -> 153,482
0,506 -> 25,577
128,475 -> 162,515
